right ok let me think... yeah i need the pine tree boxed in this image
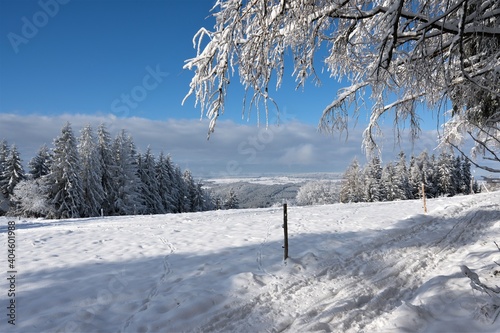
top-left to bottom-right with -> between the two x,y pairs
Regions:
29,144 -> 51,179
183,170 -> 198,212
224,188 -> 239,209
408,154 -> 422,198
460,156 -> 473,194
156,152 -> 178,213
0,140 -> 10,199
410,151 -> 437,199
0,140 -> 8,169
394,151 -> 412,200
97,124 -> 118,215
437,150 -> 455,196
1,145 -> 25,198
48,122 -> 84,219
138,147 -> 164,214
363,155 -> 383,202
112,130 -> 143,215
424,153 -> 439,198
193,172 -> 205,212
340,158 -> 363,203
198,182 -> 212,211
381,163 -> 397,201
451,156 -> 462,195
78,125 -> 105,217
174,166 -> 190,213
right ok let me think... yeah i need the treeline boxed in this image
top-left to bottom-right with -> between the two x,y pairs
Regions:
0,123 -> 215,218
340,151 -> 480,203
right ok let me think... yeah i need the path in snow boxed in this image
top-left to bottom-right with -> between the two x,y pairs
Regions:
196,196 -> 500,332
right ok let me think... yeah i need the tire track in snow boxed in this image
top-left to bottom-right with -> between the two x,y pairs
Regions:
197,196 -> 497,332
120,236 -> 176,332
285,199 -> 492,332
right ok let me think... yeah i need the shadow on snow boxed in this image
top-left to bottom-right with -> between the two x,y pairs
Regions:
11,206 -> 500,332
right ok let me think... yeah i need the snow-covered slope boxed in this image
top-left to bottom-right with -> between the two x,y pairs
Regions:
1,192 -> 500,332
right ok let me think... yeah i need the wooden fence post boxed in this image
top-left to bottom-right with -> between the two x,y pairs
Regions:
283,202 -> 288,261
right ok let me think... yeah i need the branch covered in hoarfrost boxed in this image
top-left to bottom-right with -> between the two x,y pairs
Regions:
183,0 -> 500,162
461,246 -> 500,323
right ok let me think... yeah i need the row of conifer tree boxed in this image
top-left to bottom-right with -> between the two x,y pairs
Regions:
0,123 -> 217,218
339,151 -> 480,203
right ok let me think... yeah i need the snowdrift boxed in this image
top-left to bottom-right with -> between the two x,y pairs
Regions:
1,191 -> 500,332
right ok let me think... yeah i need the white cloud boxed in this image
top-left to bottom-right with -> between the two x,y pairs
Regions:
0,113 -> 443,178
278,144 -> 316,165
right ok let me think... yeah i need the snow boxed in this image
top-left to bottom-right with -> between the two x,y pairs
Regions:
1,191 -> 500,332
206,173 -> 343,185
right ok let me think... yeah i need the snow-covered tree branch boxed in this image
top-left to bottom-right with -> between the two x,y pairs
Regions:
184,0 -> 499,169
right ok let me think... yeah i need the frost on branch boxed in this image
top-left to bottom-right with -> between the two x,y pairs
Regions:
183,0 -> 499,156
461,242 -> 500,323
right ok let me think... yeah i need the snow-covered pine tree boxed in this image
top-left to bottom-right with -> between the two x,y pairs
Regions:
174,166 -> 190,213
425,153 -> 440,198
156,152 -> 178,213
0,145 -> 25,198
410,151 -> 436,198
408,154 -> 422,198
0,140 -> 10,201
47,122 -> 85,219
381,162 -> 397,202
182,169 -> 198,212
0,140 -> 8,169
460,156 -> 473,194
340,158 -> 363,203
394,151 -> 412,200
28,144 -> 51,179
183,169 -> 204,212
224,188 -> 239,210
198,182 -> 213,211
138,147 -> 164,214
451,155 -> 463,195
112,130 -> 144,215
437,150 -> 455,196
97,124 -> 118,216
363,155 -> 383,202
78,125 -> 105,217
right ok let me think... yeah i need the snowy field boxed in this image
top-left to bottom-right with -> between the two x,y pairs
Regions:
1,191 -> 500,332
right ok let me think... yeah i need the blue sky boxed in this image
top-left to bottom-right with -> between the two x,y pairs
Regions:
0,0 -> 344,124
1,0 -> 217,120
1,0 -> 483,177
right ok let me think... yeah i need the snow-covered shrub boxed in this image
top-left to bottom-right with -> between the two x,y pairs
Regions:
10,179 -> 53,218
296,181 -> 339,206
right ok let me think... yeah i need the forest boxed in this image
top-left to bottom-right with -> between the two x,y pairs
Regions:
339,151 -> 480,203
0,123 -> 215,218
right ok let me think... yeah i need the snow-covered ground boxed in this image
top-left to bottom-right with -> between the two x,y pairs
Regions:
205,173 -> 343,186
1,191 -> 500,332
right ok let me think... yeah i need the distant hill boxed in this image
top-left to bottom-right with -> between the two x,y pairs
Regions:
203,174 -> 343,208
205,181 -> 300,208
